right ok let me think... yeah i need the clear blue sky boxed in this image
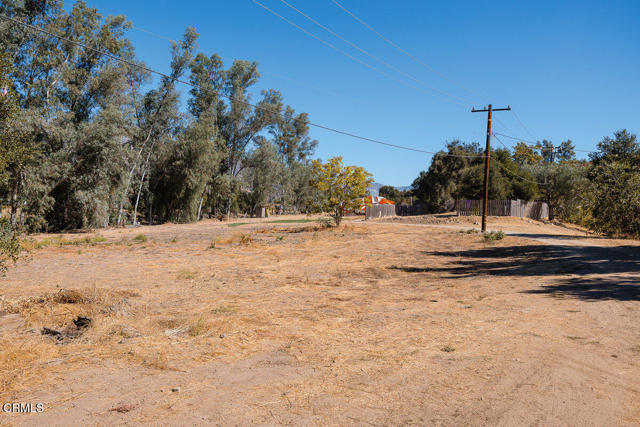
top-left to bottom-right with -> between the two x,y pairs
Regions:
74,0 -> 639,186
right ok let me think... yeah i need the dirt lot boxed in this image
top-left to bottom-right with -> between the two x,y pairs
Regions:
1,215 -> 639,426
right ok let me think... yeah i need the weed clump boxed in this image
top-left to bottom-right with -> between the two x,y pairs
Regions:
188,316 -> 211,337
177,269 -> 199,280
239,233 -> 253,245
133,234 -> 147,242
459,228 -> 479,234
483,230 -> 505,242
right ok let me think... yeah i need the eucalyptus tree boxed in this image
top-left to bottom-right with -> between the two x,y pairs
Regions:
127,27 -> 198,225
270,106 -> 317,212
216,60 -> 282,215
1,1 -> 139,229
246,137 -> 282,213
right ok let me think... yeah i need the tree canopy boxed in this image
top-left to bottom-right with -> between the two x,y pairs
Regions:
0,1 -> 324,231
410,131 -> 639,238
310,157 -> 372,226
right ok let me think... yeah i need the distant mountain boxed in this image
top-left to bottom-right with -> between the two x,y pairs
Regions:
368,182 -> 411,196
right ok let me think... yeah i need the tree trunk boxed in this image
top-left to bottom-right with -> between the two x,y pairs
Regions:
9,178 -> 19,226
148,197 -> 153,225
196,186 -> 207,221
132,168 -> 147,226
334,209 -> 342,226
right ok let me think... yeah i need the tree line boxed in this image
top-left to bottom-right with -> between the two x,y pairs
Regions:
0,0 -> 322,233
400,130 -> 639,237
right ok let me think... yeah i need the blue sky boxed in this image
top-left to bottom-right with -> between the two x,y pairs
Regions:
75,0 -> 639,186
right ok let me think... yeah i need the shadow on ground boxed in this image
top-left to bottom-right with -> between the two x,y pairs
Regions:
395,242 -> 640,301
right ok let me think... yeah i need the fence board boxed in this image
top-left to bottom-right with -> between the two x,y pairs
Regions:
457,199 -> 548,219
365,205 -> 396,219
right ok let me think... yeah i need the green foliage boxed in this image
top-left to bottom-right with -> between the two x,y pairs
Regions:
412,141 -> 538,212
133,234 -> 147,242
412,141 -> 482,211
310,157 -> 373,226
483,230 -> 505,242
0,2 -> 319,230
378,185 -> 412,203
587,130 -> 640,237
528,162 -> 590,221
267,219 -> 315,224
0,218 -> 21,274
0,52 -> 40,227
513,142 -> 542,165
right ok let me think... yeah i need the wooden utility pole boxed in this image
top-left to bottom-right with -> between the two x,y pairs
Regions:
471,104 -> 511,232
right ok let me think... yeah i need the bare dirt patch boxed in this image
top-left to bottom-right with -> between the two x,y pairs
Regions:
1,216 -> 639,425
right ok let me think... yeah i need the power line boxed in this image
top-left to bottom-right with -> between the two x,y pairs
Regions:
511,109 -> 536,140
330,0 -> 488,103
493,131 -> 594,153
494,116 -> 515,135
128,24 -> 367,105
130,24 -> 177,42
0,13 -> 486,160
251,0 -> 468,108
274,0 -> 474,106
491,134 -> 548,186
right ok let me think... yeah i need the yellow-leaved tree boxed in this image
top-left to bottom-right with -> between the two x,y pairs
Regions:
310,157 -> 373,226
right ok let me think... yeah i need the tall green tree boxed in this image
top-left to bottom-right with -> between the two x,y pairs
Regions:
588,130 -> 640,236
412,140 -> 482,211
129,27 -> 198,225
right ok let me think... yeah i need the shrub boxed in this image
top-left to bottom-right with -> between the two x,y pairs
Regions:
133,234 -> 147,242
483,230 -> 505,242
0,219 -> 21,274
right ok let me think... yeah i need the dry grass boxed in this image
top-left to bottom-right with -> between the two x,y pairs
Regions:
22,234 -> 109,250
1,215 -> 639,425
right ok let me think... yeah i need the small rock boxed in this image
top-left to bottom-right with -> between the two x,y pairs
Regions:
171,387 -> 181,393
611,354 -> 618,358
430,299 -> 438,302
119,325 -> 141,338
219,333 -> 225,339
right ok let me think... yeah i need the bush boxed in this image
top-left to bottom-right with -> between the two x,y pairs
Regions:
133,234 -> 147,242
483,230 -> 505,242
0,219 -> 21,274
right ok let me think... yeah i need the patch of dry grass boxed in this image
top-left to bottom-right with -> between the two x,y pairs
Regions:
2,215 -> 638,424
22,234 -> 109,250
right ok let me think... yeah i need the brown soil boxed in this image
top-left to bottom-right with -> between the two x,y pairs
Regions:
1,215 -> 639,425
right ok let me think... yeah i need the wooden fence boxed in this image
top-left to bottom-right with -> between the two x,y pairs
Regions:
457,199 -> 548,220
395,204 -> 429,216
365,204 -> 396,219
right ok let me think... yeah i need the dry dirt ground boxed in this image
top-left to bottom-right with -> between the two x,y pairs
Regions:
1,214 -> 639,426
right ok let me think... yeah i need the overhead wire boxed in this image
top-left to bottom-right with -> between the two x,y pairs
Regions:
330,0 -> 488,103
129,24 -> 384,106
251,0 -> 468,108
511,109 -> 536,140
493,131 -> 594,153
0,13 -> 487,160
274,0 -> 474,106
491,134 -> 549,186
